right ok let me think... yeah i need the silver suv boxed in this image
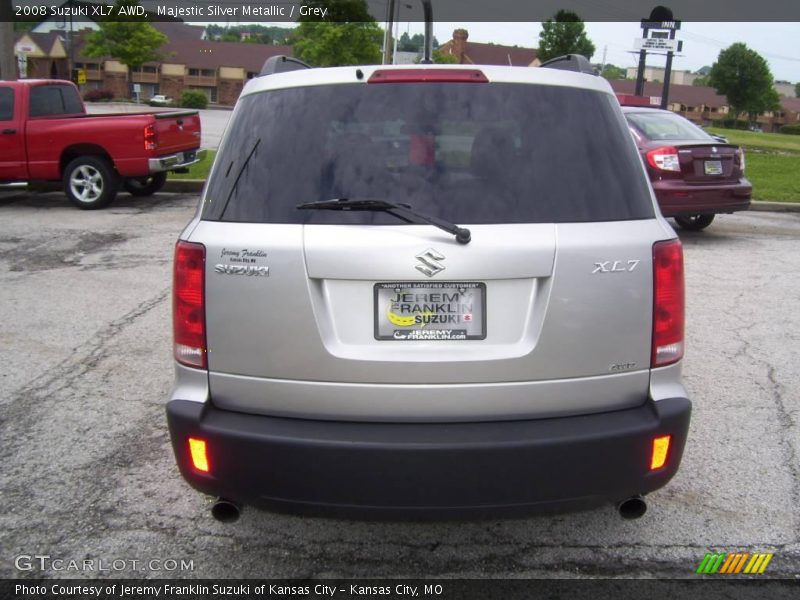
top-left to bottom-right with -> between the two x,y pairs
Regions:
167,56 -> 691,522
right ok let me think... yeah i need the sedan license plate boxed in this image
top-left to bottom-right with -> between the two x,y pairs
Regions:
375,282 -> 486,341
704,160 -> 723,175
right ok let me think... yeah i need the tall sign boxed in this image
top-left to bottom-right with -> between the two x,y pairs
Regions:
634,7 -> 683,110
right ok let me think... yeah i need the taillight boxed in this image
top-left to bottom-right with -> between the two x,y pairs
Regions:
174,241 -> 207,369
368,68 -> 488,84
652,239 -> 684,367
646,146 -> 680,172
737,147 -> 746,173
144,123 -> 157,150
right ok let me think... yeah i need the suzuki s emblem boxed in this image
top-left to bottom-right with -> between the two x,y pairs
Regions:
415,249 -> 446,277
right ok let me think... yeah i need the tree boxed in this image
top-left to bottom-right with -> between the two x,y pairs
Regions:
692,76 -> 710,87
291,0 -> 382,67
708,43 -> 780,122
537,10 -> 595,62
82,0 -> 167,70
600,64 -> 626,80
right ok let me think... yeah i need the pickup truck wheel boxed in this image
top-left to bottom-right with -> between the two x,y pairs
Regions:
123,172 -> 167,197
674,214 -> 715,231
63,156 -> 119,210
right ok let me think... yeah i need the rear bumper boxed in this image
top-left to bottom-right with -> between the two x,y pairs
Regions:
167,397 -> 691,517
148,149 -> 205,173
653,178 -> 752,216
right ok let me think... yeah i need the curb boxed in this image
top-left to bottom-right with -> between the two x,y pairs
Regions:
748,201 -> 800,213
10,181 -> 800,213
163,179 -> 206,193
160,183 -> 800,214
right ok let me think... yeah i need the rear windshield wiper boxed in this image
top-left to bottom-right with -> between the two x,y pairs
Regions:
296,198 -> 471,244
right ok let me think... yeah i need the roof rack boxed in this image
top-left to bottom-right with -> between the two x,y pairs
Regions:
259,56 -> 311,77
539,54 -> 595,75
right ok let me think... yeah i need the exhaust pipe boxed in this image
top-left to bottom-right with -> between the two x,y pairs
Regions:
617,495 -> 647,520
211,498 -> 241,523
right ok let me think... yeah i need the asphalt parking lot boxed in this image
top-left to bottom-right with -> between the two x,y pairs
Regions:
0,190 -> 798,580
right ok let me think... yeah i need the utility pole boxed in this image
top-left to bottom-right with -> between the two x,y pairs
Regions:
382,0 -> 395,65
600,45 -> 607,76
0,0 -> 16,80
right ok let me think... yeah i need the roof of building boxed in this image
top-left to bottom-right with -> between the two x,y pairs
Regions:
461,42 -> 537,67
609,80 -> 729,109
779,95 -> 800,113
15,32 -> 64,56
152,22 -> 206,41
158,40 -> 293,72
69,29 -> 293,72
439,31 -> 538,67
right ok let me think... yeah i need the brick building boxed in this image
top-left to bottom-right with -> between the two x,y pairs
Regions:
609,80 -> 800,132
15,22 -> 292,106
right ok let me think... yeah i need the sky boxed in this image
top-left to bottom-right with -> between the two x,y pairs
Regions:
407,22 -> 800,83
248,20 -> 799,83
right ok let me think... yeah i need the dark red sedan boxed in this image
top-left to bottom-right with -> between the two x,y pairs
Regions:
623,107 -> 752,230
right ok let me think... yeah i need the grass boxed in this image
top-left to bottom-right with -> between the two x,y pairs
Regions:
706,127 -> 800,154
705,128 -> 800,202
743,154 -> 800,202
170,150 -> 216,180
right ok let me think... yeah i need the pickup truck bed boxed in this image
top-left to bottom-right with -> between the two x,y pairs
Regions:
0,79 -> 203,209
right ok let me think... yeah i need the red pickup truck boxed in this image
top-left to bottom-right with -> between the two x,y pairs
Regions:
0,79 -> 202,209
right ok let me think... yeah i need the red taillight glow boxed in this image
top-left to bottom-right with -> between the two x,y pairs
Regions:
368,68 -> 488,84
650,435 -> 671,470
652,239 -> 684,368
173,241 -> 207,369
188,437 -> 210,472
646,146 -> 680,172
144,123 -> 157,151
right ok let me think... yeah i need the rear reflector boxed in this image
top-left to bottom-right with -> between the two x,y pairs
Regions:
652,239 -> 685,367
188,437 -> 210,472
651,435 -> 671,470
368,69 -> 488,84
173,241 -> 207,369
646,146 -> 680,172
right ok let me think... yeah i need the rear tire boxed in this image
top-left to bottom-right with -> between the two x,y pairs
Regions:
674,214 -> 715,231
63,156 -> 119,210
123,172 -> 167,197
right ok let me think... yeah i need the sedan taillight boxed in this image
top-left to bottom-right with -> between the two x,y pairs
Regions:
174,241 -> 207,369
737,147 -> 746,174
646,146 -> 681,172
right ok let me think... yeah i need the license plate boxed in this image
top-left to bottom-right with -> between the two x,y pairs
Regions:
374,282 -> 486,341
704,160 -> 723,175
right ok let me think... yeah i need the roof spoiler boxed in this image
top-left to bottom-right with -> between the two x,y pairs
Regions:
540,54 -> 595,75
259,56 -> 311,77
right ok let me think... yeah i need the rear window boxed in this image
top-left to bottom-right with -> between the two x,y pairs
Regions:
203,82 -> 654,224
29,85 -> 83,117
626,111 -> 713,142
